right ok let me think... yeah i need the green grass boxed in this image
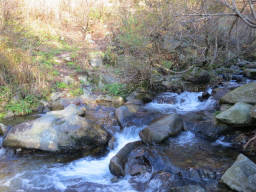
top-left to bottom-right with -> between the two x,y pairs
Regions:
67,61 -> 75,66
0,86 -> 12,103
52,70 -> 60,76
56,82 -> 69,89
162,60 -> 173,69
103,83 -> 129,97
5,95 -> 39,115
0,113 -> 5,120
69,88 -> 83,97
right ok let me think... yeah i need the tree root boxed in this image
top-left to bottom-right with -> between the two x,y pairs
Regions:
243,133 -> 256,150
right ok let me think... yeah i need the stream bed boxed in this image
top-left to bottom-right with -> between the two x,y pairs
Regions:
0,90 -> 240,192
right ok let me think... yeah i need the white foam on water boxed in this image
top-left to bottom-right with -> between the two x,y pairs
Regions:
50,125 -> 144,191
2,126 -> 144,192
212,136 -> 232,147
174,131 -> 197,146
145,91 -> 215,114
0,137 -> 5,157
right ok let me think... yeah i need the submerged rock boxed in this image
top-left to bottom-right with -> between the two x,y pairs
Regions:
139,114 -> 184,144
183,111 -> 229,140
146,171 -> 206,192
216,102 -> 253,126
198,91 -> 210,102
109,141 -> 142,177
221,154 -> 256,192
220,82 -> 256,104
3,104 -> 109,152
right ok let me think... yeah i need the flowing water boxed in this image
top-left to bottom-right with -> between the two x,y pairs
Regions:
0,91 -> 238,192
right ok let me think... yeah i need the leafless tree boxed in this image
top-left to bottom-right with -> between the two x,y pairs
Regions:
218,0 -> 256,28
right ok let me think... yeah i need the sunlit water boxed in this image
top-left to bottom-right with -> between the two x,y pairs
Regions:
145,90 -> 215,114
0,91 -> 233,192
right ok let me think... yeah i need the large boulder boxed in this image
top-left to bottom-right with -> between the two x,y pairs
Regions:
126,147 -> 152,176
109,141 -> 142,177
0,123 -> 7,136
3,104 -> 109,152
216,102 -> 253,126
139,114 -> 184,144
221,154 -> 256,192
220,82 -> 256,104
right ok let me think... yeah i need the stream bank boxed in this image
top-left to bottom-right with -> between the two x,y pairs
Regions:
1,79 -> 256,192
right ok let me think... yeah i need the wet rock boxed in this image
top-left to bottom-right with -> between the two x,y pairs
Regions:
126,88 -> 154,104
183,112 -> 229,140
0,123 -> 7,136
251,105 -> 256,119
216,102 -> 253,126
237,59 -> 251,67
84,104 -> 120,136
221,154 -> 256,192
146,171 -> 178,192
109,141 -> 142,177
115,104 -> 140,128
198,91 -> 210,102
126,147 -> 152,176
170,185 -> 206,192
37,100 -> 51,113
212,87 -> 232,101
232,75 -> 243,82
220,104 -> 232,112
244,68 -> 256,79
220,82 -> 256,104
139,114 -> 184,144
3,104 -> 109,152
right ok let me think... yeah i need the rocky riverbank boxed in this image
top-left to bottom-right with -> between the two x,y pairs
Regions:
0,68 -> 256,191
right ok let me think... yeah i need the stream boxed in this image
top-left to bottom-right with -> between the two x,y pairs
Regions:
0,90 -> 240,192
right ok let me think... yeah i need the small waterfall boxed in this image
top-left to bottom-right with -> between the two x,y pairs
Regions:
145,91 -> 215,114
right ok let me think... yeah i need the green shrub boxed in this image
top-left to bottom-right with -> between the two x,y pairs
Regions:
56,82 -> 69,89
5,95 -> 39,115
103,83 -> 128,97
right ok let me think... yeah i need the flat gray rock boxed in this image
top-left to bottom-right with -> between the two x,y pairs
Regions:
220,82 -> 256,104
222,154 -> 256,192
